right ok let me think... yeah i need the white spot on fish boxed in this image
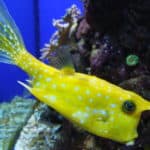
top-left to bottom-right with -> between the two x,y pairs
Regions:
96,117 -> 103,121
89,98 -> 93,103
61,83 -> 66,88
85,106 -> 90,111
126,141 -> 135,146
110,117 -> 114,122
97,93 -> 102,97
24,64 -> 28,69
9,35 -> 13,40
72,111 -> 89,125
84,113 -> 89,118
35,82 -> 40,87
94,109 -> 109,122
50,95 -> 57,102
52,84 -> 57,89
74,86 -> 80,91
28,58 -> 32,63
34,70 -> 38,74
34,62 -> 37,66
72,111 -> 89,120
103,130 -> 108,134
90,77 -> 98,84
105,96 -> 110,99
72,111 -> 83,117
38,75 -> 43,79
43,95 -> 50,100
93,109 -> 107,116
127,94 -> 131,99
78,96 -> 83,100
44,95 -> 57,102
119,97 -> 123,100
107,87 -> 112,93
110,104 -> 116,108
86,89 -> 90,95
110,111 -> 115,115
80,120 -> 84,124
44,69 -> 48,73
46,78 -> 51,82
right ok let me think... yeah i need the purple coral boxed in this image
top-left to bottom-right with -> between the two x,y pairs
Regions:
76,0 -> 150,84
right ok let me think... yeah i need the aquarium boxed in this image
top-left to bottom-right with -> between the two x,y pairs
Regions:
0,0 -> 150,149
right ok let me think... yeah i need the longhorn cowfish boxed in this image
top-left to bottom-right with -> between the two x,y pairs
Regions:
0,0 -> 150,143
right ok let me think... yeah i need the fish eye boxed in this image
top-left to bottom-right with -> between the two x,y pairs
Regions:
122,100 -> 136,113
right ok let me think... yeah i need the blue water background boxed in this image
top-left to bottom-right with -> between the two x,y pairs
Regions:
0,0 -> 83,101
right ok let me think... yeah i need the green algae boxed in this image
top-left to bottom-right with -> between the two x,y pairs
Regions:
126,54 -> 139,66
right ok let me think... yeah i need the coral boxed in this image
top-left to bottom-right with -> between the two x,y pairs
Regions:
0,96 -> 37,150
0,96 -> 73,150
14,102 -> 101,150
15,104 -> 63,150
40,5 -> 81,61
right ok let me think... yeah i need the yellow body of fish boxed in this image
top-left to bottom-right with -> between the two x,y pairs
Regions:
0,0 -> 150,143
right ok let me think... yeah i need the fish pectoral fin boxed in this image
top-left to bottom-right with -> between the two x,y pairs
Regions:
17,81 -> 32,91
47,45 -> 75,74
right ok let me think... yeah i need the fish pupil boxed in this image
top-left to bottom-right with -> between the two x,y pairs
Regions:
122,100 -> 136,113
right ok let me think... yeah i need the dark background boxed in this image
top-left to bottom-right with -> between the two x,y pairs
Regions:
0,0 -> 83,101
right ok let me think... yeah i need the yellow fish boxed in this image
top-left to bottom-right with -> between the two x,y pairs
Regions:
0,0 -> 150,143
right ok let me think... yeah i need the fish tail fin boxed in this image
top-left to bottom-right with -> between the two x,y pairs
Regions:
0,0 -> 26,65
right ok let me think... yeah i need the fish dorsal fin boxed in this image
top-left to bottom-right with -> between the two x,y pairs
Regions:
48,45 -> 75,74
61,66 -> 75,75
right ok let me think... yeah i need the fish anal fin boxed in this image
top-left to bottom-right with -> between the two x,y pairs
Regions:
17,81 -> 31,91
